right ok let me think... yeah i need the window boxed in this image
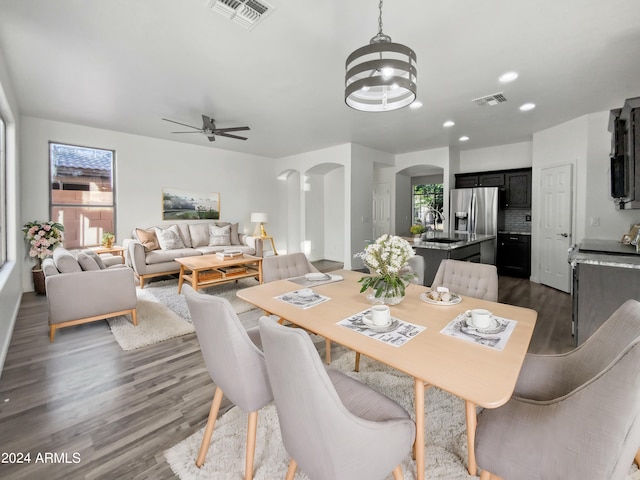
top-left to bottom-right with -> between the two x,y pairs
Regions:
0,116 -> 6,267
412,183 -> 444,230
50,142 -> 115,248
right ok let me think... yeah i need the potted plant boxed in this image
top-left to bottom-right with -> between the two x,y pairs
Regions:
410,224 -> 426,242
23,220 -> 64,294
355,234 -> 416,304
102,232 -> 115,249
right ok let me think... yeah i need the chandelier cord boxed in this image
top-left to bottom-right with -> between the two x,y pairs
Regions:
378,0 -> 384,35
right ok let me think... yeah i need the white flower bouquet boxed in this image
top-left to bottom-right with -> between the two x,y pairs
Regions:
356,234 -> 416,301
23,220 -> 64,268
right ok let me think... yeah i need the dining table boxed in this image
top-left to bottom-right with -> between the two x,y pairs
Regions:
237,269 -> 537,480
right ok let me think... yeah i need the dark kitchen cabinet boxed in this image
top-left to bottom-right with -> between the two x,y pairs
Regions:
503,170 -> 532,208
455,168 -> 531,209
497,233 -> 531,278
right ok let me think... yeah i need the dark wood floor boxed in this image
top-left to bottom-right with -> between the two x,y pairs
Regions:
0,272 -> 572,479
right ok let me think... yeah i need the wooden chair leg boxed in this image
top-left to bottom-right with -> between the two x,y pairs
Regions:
391,464 -> 404,479
635,447 -> 640,467
354,352 -> 361,372
245,411 -> 258,480
196,386 -> 224,468
285,458 -> 297,480
130,308 -> 138,326
325,338 -> 331,364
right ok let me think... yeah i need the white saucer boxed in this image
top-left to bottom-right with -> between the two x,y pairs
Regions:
464,315 -> 503,333
420,292 -> 462,306
305,272 -> 328,281
362,315 -> 399,332
296,288 -> 314,297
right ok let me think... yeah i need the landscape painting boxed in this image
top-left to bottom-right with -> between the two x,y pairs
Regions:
162,188 -> 220,220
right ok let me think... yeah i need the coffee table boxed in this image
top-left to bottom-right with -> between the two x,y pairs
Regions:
176,254 -> 263,293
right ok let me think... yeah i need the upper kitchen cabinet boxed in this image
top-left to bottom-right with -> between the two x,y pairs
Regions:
503,169 -> 532,208
455,167 -> 531,209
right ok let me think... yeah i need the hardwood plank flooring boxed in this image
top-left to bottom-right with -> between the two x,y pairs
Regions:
0,273 -> 571,479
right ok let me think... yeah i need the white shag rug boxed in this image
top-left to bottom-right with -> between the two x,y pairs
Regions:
107,289 -> 195,351
164,351 -> 475,480
141,278 -> 258,319
164,350 -> 640,480
107,278 -> 258,351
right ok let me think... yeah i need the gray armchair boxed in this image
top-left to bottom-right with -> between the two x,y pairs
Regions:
43,247 -> 137,342
259,316 -> 415,480
430,259 -> 498,301
475,299 -> 640,480
183,285 -> 272,479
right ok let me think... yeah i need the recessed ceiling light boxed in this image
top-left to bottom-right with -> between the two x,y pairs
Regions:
459,136 -> 470,142
443,120 -> 455,127
499,71 -> 519,83
519,103 -> 536,111
410,100 -> 423,109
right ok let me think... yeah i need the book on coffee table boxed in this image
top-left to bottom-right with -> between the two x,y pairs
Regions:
216,249 -> 244,259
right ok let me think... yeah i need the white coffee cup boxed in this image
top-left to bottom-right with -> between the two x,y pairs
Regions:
467,308 -> 492,329
370,305 -> 391,326
297,288 -> 313,297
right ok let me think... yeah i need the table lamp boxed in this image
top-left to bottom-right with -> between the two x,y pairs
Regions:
250,212 -> 269,237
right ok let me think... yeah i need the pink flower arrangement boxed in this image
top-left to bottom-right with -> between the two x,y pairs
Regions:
22,220 -> 64,266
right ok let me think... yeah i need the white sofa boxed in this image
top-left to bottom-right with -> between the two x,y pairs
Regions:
123,221 -> 263,288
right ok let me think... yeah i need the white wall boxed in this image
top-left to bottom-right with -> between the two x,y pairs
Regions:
19,116 -> 279,291
459,141 -> 533,172
324,167 -> 344,261
0,47 -> 22,376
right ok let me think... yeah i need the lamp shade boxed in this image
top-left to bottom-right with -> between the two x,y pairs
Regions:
251,212 -> 268,223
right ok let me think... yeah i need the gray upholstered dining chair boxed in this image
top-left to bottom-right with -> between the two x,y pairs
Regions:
262,252 -> 319,283
430,259 -> 498,301
407,255 -> 425,285
258,316 -> 416,480
183,285 -> 273,480
475,299 -> 640,480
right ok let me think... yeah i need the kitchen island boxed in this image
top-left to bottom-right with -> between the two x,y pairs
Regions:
409,234 -> 495,285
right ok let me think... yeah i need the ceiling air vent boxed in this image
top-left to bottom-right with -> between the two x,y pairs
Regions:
472,92 -> 507,107
205,0 -> 275,30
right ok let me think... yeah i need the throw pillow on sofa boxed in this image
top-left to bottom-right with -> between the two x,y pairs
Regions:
155,225 -> 186,250
229,222 -> 241,245
82,249 -> 107,269
135,228 -> 160,251
53,248 -> 82,273
76,251 -> 101,271
189,223 -> 211,248
209,224 -> 231,246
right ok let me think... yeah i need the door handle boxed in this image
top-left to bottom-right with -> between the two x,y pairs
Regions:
557,233 -> 570,238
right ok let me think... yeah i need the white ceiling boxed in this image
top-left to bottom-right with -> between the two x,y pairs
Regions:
1,0 -> 640,159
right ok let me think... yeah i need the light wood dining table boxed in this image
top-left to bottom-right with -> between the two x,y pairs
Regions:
237,269 -> 537,480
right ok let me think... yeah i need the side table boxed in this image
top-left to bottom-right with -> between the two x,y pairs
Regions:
92,245 -> 125,258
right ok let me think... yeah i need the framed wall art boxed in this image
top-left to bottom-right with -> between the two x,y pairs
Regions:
162,188 -> 220,220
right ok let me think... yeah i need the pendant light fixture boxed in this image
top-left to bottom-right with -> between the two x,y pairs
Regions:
345,0 -> 417,112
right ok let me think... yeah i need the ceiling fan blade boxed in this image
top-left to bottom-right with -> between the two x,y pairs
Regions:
162,118 -> 201,130
214,126 -> 250,133
216,132 -> 248,141
171,130 -> 205,134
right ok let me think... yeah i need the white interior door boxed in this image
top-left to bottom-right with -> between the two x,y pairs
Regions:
540,164 -> 573,292
372,182 -> 390,239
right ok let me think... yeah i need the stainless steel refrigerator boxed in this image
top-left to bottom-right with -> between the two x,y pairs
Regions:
449,187 -> 499,264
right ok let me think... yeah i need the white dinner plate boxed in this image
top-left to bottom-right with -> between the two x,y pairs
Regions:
420,292 -> 462,306
464,315 -> 505,334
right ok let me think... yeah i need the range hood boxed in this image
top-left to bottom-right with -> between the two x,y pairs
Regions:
609,96 -> 640,209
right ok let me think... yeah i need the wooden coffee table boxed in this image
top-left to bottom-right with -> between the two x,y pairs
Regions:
176,254 -> 263,293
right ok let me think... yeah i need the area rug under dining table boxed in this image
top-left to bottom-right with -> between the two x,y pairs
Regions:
164,350 -> 640,480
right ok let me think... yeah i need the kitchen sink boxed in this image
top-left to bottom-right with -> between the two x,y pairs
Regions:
424,238 -> 463,244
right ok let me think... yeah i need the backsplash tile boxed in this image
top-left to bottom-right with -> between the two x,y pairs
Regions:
503,209 -> 531,233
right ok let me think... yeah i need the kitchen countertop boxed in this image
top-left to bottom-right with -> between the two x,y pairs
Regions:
569,245 -> 640,270
408,234 -> 495,251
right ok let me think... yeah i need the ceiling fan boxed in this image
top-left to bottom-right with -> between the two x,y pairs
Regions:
162,115 -> 250,142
